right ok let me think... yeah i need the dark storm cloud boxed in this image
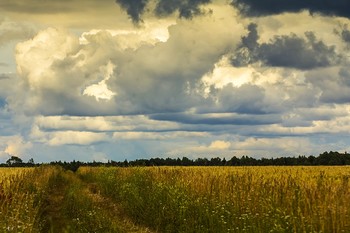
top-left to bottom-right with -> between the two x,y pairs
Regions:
232,23 -> 339,69
260,32 -> 338,69
115,0 -> 211,23
155,0 -> 211,19
115,0 -> 149,23
150,112 -> 280,125
231,23 -> 259,67
231,0 -> 350,18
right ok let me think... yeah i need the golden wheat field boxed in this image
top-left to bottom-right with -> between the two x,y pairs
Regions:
0,166 -> 349,232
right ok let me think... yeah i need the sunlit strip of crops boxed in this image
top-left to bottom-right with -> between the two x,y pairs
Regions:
0,167 -> 33,180
0,166 -> 59,232
79,166 -> 350,233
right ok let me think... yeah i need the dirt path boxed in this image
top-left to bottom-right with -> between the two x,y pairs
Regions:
39,172 -> 71,232
39,169 -> 154,233
85,183 -> 154,233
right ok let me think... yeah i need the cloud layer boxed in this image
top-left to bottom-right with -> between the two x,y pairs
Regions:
232,23 -> 339,69
232,0 -> 350,18
1,0 -> 350,162
115,0 -> 212,23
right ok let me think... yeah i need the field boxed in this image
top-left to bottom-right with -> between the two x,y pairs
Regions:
0,166 -> 349,232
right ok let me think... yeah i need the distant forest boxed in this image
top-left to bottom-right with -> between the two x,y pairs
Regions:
1,151 -> 350,171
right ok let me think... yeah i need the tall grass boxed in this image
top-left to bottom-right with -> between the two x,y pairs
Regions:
0,166 -> 58,232
1,166 -> 349,232
79,166 -> 350,233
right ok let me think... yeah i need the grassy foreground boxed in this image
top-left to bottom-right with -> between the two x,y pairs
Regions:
1,166 -> 349,232
0,166 -> 151,232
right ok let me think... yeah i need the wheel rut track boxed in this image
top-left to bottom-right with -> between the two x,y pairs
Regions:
38,169 -> 154,233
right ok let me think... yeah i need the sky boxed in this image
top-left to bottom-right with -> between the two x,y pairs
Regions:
1,0 -> 350,163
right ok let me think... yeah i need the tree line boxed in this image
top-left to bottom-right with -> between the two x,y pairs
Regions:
1,151 -> 350,171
